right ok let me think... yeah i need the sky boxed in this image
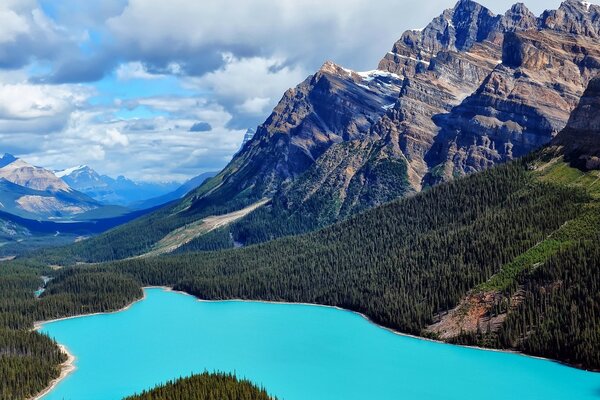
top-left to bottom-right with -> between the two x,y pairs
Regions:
0,0 -> 577,182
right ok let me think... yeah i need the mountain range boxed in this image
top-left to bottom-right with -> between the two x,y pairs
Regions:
55,0 -> 600,261
55,165 -> 181,207
0,153 -> 102,220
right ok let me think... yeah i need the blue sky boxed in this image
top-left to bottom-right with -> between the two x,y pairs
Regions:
0,0 -> 574,181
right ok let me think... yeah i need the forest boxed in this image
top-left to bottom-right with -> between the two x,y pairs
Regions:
99,158 -> 599,370
0,261 -> 142,399
123,372 -> 276,400
3,155 -> 600,399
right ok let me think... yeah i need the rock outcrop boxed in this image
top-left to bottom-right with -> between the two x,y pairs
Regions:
552,74 -> 600,169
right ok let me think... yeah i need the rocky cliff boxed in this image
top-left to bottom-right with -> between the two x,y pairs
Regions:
551,74 -> 600,169
190,1 -> 600,210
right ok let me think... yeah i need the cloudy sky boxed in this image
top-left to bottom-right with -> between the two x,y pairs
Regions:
0,0 -> 573,182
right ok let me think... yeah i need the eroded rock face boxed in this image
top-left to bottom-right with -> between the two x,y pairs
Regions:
552,75 -> 600,169
187,0 -> 600,217
424,26 -> 600,183
540,0 -> 600,38
186,62 -> 403,208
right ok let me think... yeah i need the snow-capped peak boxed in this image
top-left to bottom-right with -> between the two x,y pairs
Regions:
55,165 -> 88,178
579,1 -> 593,12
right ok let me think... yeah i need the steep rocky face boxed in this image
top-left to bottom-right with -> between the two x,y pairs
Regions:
424,25 -> 600,183
540,0 -> 600,37
552,75 -> 600,169
500,3 -> 538,31
378,0 -> 502,77
184,62 -> 403,210
156,0 -> 600,244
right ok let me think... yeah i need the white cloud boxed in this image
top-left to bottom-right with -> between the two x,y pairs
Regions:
0,82 -> 89,120
0,8 -> 29,43
238,97 -> 271,114
115,62 -> 159,80
102,127 -> 129,147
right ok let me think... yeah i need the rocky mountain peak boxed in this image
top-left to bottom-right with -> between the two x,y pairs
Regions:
0,153 -> 17,168
450,0 -> 498,50
540,0 -> 600,37
501,3 -> 537,31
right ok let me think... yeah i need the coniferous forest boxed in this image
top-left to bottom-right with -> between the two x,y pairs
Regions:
3,155 -> 600,399
0,262 -> 142,399
123,372 -> 276,400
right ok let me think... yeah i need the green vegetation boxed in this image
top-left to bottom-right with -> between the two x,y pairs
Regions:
106,160 -> 586,339
123,372 -> 276,400
0,262 -> 142,399
498,239 -> 600,369
3,155 -> 600,400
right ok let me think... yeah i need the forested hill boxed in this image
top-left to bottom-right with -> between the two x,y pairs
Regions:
123,372 -> 276,400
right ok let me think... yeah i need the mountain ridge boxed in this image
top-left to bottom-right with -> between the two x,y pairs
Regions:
38,0 -> 600,262
55,165 -> 180,207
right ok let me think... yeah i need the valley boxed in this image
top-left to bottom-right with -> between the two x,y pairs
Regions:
1,0 -> 600,399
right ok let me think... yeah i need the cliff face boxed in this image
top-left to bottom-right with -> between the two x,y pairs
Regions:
552,75 -> 600,169
183,0 -> 600,224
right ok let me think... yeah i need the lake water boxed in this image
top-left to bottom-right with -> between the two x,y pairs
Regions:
39,287 -> 600,400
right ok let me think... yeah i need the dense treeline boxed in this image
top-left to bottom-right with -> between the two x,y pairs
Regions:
0,261 -> 142,399
109,161 -> 586,336
123,372 -> 276,400
0,329 -> 66,400
4,157 -> 600,399
498,239 -> 600,370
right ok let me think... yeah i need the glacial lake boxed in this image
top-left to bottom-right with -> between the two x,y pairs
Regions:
39,287 -> 600,400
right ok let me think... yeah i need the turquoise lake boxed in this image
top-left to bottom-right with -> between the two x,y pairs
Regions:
39,287 -> 600,400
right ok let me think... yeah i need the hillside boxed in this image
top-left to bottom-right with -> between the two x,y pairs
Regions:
46,0 -> 600,262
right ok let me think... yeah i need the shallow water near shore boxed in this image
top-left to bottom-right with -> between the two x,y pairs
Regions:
39,287 -> 600,400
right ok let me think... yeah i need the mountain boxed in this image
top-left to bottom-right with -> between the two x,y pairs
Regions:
179,0 -> 600,244
0,154 -> 105,220
0,154 -> 71,192
56,165 -> 180,206
552,72 -> 600,168
41,0 -> 600,261
131,172 -> 218,210
187,0 -> 600,219
238,128 -> 256,152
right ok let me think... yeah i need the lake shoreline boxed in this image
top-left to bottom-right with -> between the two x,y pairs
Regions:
31,285 -> 599,399
159,287 -> 598,373
30,287 -> 153,399
28,345 -> 75,400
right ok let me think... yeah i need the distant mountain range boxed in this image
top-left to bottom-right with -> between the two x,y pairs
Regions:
130,172 -> 217,210
55,165 -> 180,207
0,153 -> 102,220
0,152 -> 218,226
